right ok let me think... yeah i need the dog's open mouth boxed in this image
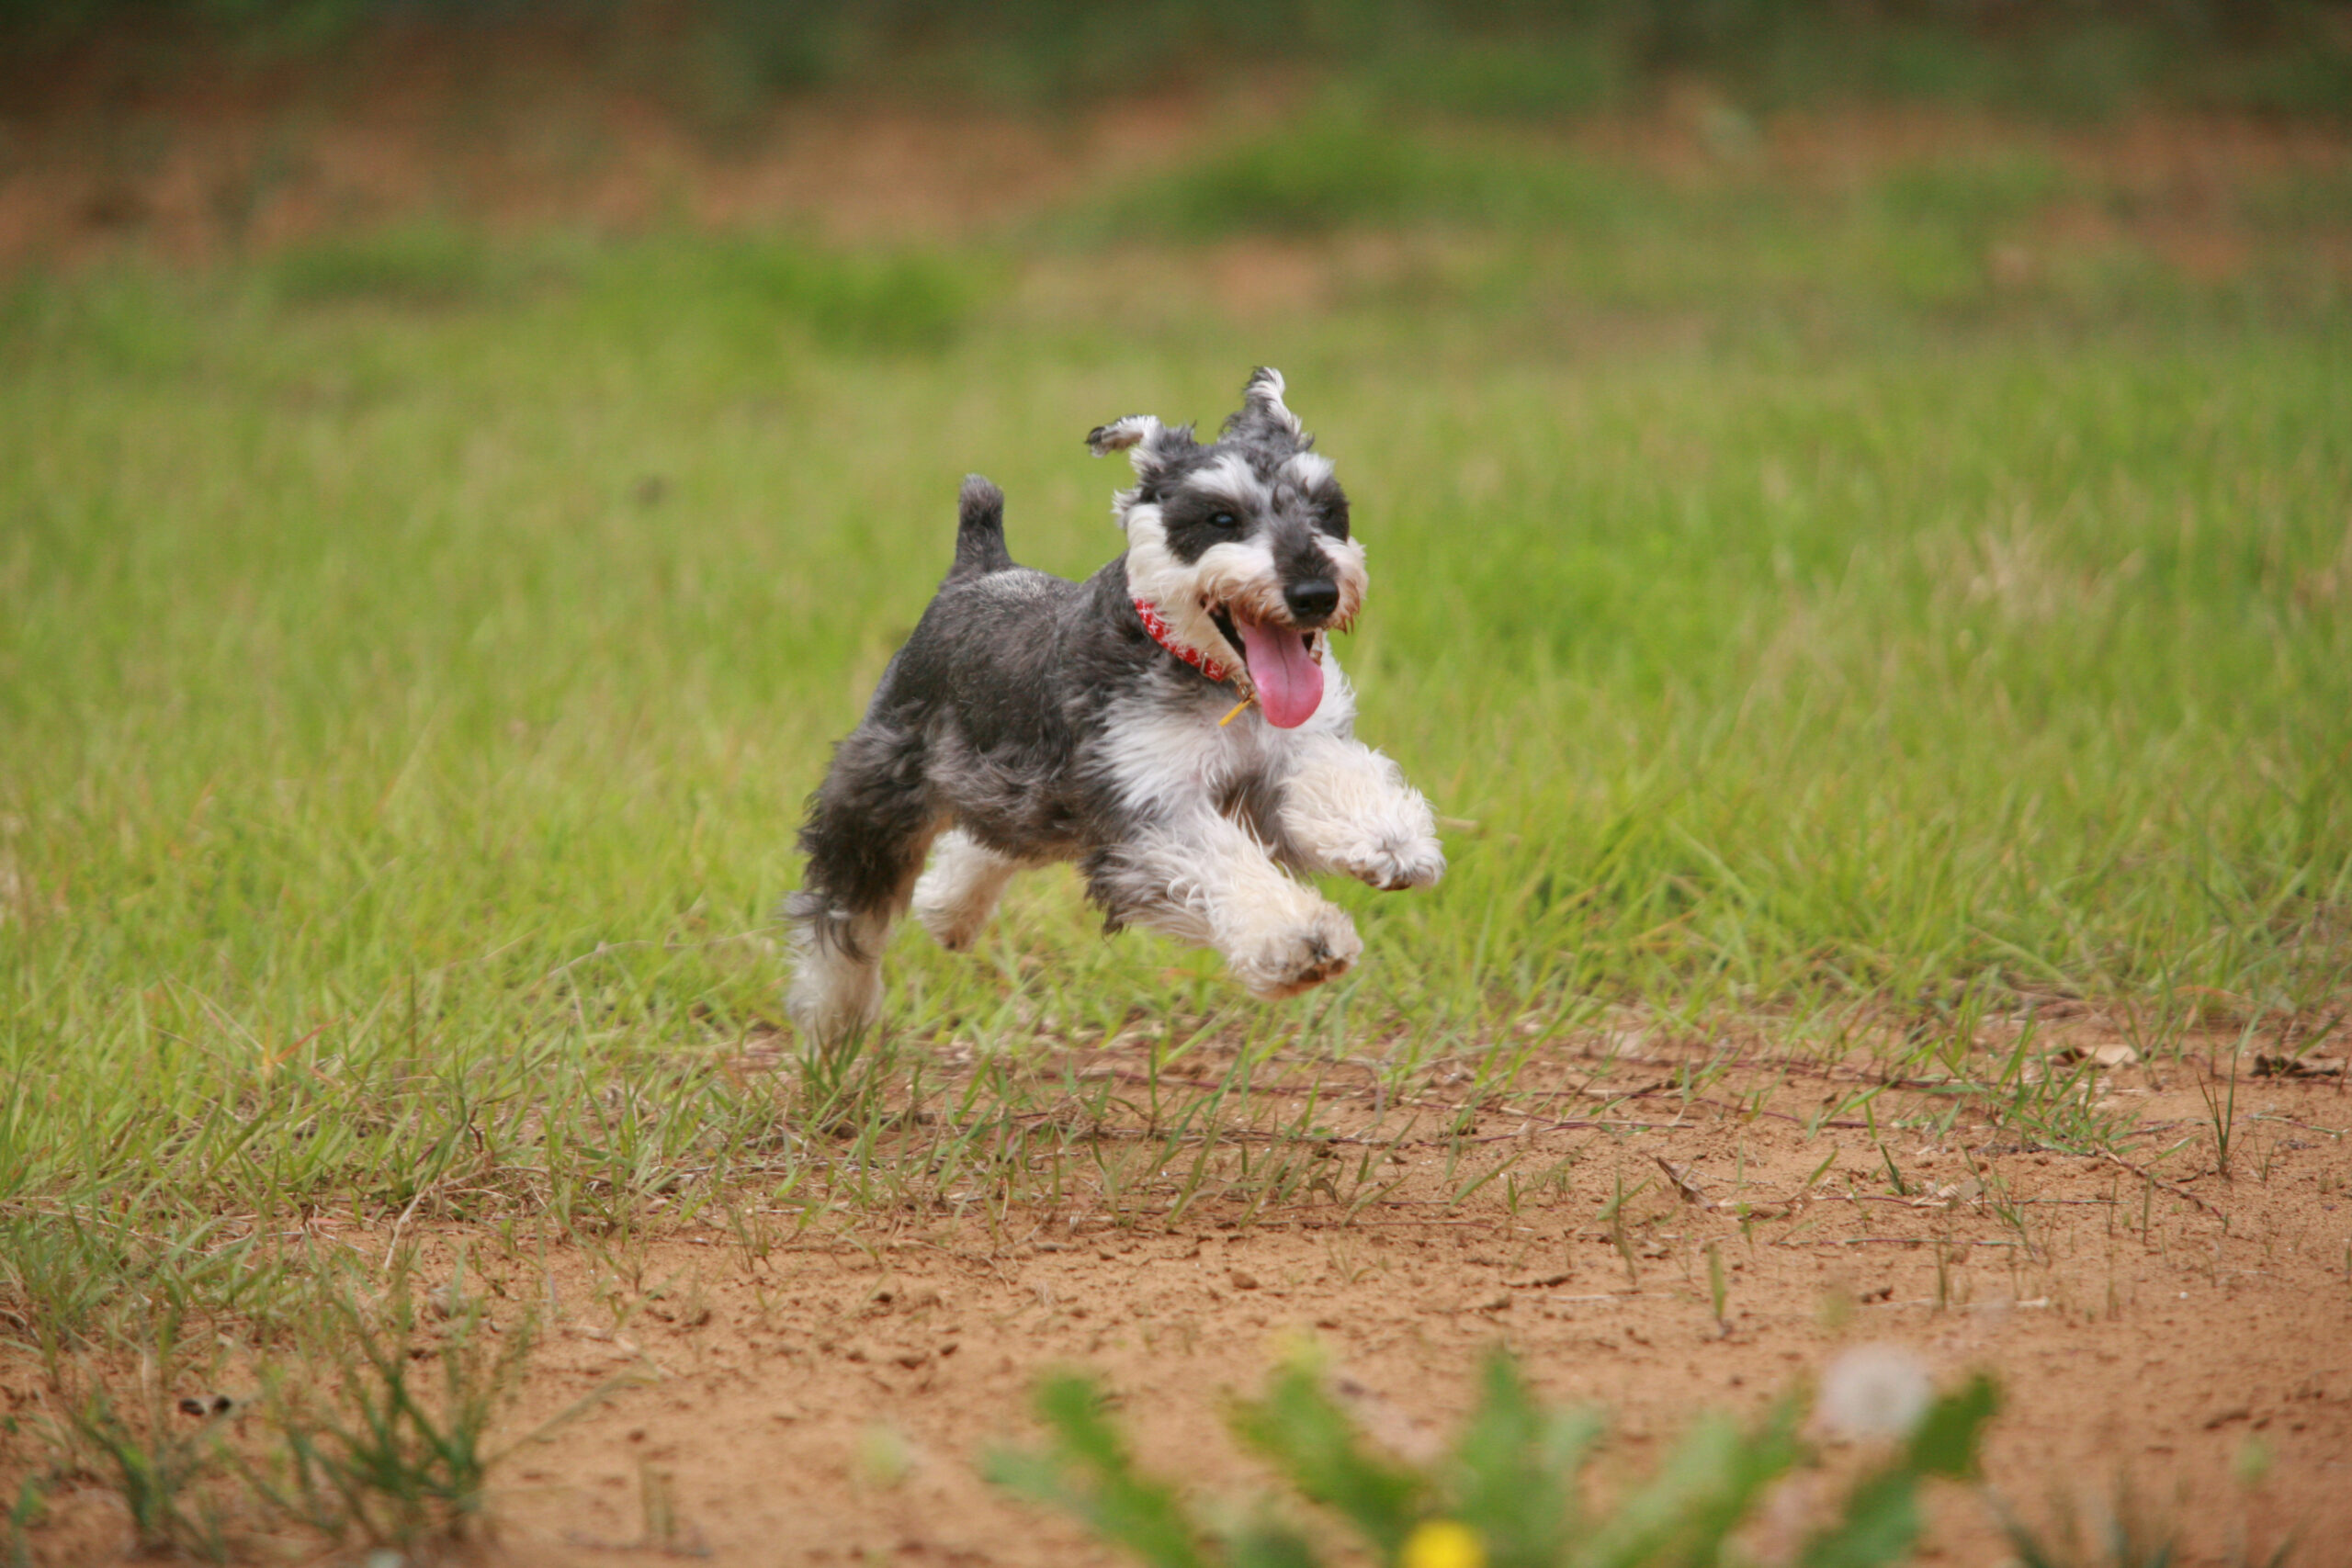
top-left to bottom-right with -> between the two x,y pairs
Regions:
1209,606 -> 1325,729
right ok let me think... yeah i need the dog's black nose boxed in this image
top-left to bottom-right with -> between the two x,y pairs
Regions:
1284,578 -> 1340,620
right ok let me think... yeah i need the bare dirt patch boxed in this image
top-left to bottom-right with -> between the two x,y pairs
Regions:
10,1023 -> 2343,1563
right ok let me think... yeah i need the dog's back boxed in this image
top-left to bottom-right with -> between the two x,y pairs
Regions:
876,475 -> 1090,743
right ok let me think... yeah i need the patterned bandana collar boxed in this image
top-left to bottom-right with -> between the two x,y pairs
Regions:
1133,597 -> 1242,688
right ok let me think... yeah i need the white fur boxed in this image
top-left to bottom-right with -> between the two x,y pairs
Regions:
1115,809 -> 1362,997
1122,504 -> 1368,673
1193,451 -> 1274,511
1283,450 -> 1336,490
1102,652 -> 1438,888
1276,730 -> 1447,890
1247,368 -> 1306,438
1318,532 -> 1369,623
786,907 -> 891,1047
1090,414 -> 1164,455
911,829 -> 1030,951
1091,658 -> 1439,991
1099,691 -> 1361,991
787,812 -> 944,1047
1122,504 -> 1281,673
1098,647 -> 1352,807
1102,682 -> 1268,812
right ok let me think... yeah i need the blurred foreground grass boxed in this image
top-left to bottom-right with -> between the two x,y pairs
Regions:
2,113 -> 2349,1350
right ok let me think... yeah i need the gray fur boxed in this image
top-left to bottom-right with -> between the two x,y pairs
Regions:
786,369 -> 1442,1051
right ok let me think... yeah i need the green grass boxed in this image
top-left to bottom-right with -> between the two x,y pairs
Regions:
988,1348 -> 1998,1568
1,116 -> 2349,1545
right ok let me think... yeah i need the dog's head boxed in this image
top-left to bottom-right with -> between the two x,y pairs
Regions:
1087,368 -> 1368,728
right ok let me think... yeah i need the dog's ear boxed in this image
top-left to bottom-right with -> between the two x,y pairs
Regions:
1221,366 -> 1307,447
1086,415 -> 1196,478
1086,414 -> 1161,457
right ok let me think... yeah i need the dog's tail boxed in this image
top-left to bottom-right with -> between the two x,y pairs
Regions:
950,474 -> 1013,579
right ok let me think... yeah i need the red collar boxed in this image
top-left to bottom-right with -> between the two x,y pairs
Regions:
1133,597 -> 1238,685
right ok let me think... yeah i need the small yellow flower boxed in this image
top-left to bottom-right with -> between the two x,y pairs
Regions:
1401,1519 -> 1485,1568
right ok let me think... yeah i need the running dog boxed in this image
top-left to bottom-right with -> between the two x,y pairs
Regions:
786,369 -> 1444,1050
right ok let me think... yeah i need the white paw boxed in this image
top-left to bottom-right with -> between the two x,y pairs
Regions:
912,894 -> 985,953
1338,833 -> 1446,892
910,830 -> 1019,953
786,936 -> 884,1048
1230,905 -> 1363,998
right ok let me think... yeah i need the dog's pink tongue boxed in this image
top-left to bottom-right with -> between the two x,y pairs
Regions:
1237,619 -> 1323,728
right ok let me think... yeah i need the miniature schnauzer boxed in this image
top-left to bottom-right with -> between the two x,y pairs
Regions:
785,368 -> 1445,1050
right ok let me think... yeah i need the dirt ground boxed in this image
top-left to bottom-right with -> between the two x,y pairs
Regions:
498,1031 -> 2352,1566
11,1016 -> 2346,1565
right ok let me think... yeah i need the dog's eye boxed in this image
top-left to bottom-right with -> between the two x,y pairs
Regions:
1210,512 -> 1238,528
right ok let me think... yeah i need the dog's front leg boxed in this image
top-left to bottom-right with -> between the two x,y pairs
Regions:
1275,734 -> 1446,892
1096,810 -> 1362,998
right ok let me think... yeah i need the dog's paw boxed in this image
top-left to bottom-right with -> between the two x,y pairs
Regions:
913,896 -> 986,953
1338,833 -> 1446,892
910,833 -> 1017,952
786,953 -> 883,1048
1232,905 -> 1363,998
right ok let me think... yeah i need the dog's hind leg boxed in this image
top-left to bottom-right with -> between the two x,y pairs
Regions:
1091,809 -> 1362,998
911,828 -> 1028,952
786,720 -> 942,1051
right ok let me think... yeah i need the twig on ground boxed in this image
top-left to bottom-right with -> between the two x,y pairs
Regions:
2096,1148 -> 2222,1216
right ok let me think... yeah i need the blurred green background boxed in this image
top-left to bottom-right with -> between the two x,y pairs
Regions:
6,0 -> 2351,118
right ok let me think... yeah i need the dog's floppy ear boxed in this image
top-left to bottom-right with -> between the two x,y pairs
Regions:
1086,414 -> 1161,457
1221,366 -> 1307,447
1086,414 -> 1196,478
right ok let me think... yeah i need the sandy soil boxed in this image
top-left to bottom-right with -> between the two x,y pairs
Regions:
502,1029 -> 2352,1566
10,1018 -> 2345,1564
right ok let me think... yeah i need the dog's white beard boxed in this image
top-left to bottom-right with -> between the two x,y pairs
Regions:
1123,507 -> 1370,728
1123,506 -> 1262,671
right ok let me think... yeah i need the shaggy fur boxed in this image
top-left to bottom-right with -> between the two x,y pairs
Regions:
786,369 -> 1443,1049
